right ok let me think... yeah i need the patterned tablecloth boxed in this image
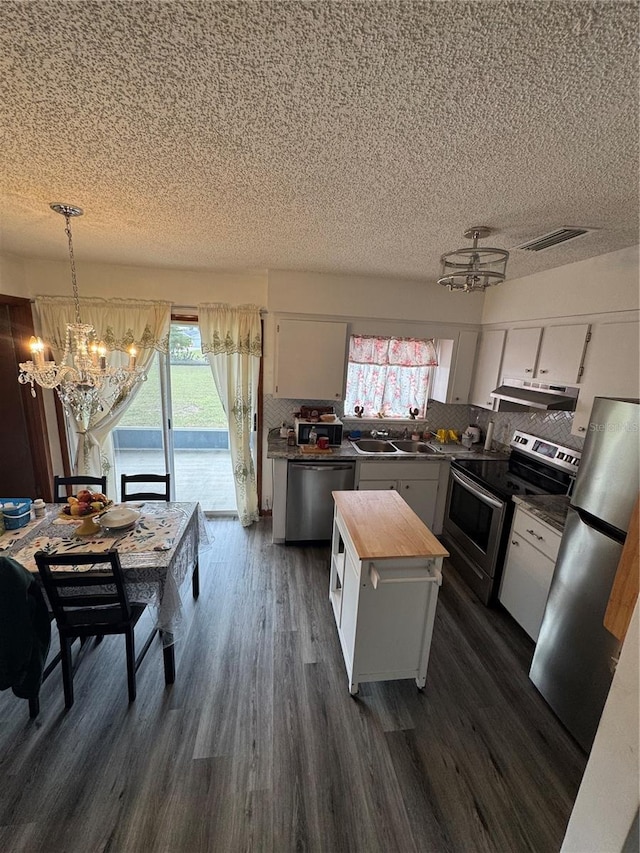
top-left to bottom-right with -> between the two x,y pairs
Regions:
0,502 -> 211,645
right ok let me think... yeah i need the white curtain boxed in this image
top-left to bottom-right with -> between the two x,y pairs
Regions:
198,303 -> 262,527
35,296 -> 171,482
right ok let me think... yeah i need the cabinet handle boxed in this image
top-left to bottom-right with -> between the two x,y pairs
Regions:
486,400 -> 492,406
578,426 -> 586,432
511,539 -> 519,546
404,484 -> 409,490
526,528 -> 544,541
539,369 -> 548,374
389,485 -> 394,489
524,368 -> 533,373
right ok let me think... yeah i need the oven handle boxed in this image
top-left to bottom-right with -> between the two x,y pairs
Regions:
450,468 -> 504,510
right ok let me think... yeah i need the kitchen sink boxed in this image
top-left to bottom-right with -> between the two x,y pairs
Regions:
390,440 -> 439,454
351,439 -> 397,454
350,439 -> 441,456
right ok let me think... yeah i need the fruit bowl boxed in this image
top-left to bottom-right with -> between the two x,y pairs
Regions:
60,491 -> 113,536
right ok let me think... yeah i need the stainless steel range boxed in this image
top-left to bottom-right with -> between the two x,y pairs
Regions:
442,431 -> 581,605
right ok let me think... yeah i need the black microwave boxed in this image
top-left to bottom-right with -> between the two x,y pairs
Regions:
294,418 -> 344,446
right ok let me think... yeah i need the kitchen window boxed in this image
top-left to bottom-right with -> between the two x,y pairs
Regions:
344,334 -> 438,419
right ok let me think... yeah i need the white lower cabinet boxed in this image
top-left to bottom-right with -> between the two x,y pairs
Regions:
329,491 -> 447,695
499,506 -> 562,641
356,460 -> 447,533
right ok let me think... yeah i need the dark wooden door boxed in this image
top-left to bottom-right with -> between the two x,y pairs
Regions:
0,296 -> 53,500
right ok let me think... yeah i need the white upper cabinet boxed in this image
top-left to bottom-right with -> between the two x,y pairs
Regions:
572,321 -> 640,436
430,330 -> 479,404
274,318 -> 348,400
536,324 -> 590,384
469,329 -> 506,409
501,324 -> 590,385
501,327 -> 543,379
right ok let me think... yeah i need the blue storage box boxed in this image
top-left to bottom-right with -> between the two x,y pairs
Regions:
2,499 -> 32,530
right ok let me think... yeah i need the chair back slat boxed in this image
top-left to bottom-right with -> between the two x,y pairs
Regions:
121,473 -> 170,502
53,475 -> 108,503
35,550 -> 132,628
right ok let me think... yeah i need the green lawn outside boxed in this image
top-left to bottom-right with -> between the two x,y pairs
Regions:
119,360 -> 227,428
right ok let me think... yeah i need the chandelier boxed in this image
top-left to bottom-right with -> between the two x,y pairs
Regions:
438,226 -> 509,293
18,203 -> 146,423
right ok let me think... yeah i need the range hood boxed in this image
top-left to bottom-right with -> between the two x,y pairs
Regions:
490,377 -> 579,412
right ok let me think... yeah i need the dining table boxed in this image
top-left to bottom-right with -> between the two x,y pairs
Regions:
0,501 -> 210,685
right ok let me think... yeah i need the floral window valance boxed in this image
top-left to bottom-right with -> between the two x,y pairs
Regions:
35,296 -> 172,354
198,303 -> 262,357
348,335 -> 438,367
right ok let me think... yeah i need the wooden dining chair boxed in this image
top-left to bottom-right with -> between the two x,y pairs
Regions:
53,475 -> 107,503
121,473 -> 171,502
34,549 -> 157,708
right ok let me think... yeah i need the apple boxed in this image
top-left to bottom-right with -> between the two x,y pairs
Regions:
70,504 -> 81,516
77,490 -> 92,502
77,502 -> 91,516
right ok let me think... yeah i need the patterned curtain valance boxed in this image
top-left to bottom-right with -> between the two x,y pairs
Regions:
35,296 -> 172,354
349,335 -> 438,367
198,303 -> 262,357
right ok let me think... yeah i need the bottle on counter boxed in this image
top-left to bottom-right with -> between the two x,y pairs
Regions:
287,429 -> 296,447
308,426 -> 318,446
279,422 -> 288,438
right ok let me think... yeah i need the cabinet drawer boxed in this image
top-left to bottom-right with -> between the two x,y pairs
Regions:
512,510 -> 561,561
358,461 -> 440,481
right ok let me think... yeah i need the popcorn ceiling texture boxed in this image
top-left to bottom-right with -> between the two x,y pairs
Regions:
1,1 -> 638,280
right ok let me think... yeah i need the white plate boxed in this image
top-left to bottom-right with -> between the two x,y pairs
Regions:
98,507 -> 141,529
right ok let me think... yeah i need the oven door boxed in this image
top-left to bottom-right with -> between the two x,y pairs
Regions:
443,467 -> 506,577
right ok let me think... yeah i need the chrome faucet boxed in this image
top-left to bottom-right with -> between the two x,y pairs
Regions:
371,429 -> 389,439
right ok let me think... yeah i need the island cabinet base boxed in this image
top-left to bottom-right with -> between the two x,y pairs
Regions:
330,490 -> 448,695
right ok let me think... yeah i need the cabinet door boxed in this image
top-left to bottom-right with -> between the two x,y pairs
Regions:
469,329 -> 506,409
499,533 -> 555,641
502,327 -> 542,380
449,330 -> 479,403
536,324 -> 589,384
572,321 -> 640,436
398,479 -> 439,530
274,319 -> 348,399
430,330 -> 478,404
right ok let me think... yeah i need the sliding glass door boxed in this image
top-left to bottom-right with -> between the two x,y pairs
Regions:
113,322 -> 236,513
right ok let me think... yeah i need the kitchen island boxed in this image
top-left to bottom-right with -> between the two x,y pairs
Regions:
329,489 -> 449,695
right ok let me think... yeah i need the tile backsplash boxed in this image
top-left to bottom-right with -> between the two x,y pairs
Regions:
264,394 -> 584,452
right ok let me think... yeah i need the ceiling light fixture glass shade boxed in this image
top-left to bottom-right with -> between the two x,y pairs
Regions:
18,203 -> 146,422
438,226 -> 509,293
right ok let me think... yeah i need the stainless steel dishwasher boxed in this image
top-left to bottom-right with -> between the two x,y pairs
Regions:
285,461 -> 355,541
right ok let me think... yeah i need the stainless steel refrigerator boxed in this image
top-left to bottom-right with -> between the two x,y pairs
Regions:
530,397 -> 639,752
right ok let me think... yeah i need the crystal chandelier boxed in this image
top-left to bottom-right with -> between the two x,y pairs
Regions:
438,226 -> 509,293
18,203 -> 146,423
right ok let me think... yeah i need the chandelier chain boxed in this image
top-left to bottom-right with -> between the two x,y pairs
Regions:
64,213 -> 82,325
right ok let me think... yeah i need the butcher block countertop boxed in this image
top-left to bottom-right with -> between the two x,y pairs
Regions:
332,489 -> 449,561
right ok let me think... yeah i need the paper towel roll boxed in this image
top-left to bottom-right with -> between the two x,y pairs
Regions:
484,420 -> 495,451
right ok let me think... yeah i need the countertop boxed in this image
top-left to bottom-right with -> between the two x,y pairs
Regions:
512,494 -> 571,533
333,490 -> 449,560
267,436 -> 508,462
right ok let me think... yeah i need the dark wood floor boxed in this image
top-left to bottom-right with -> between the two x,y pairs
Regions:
0,518 -> 586,853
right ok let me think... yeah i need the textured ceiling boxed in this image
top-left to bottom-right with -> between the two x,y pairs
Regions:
1,1 -> 638,284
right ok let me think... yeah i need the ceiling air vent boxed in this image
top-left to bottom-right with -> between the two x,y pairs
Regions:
514,228 -> 593,252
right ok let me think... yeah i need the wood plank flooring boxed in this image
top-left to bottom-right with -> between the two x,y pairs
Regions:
0,518 -> 586,852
